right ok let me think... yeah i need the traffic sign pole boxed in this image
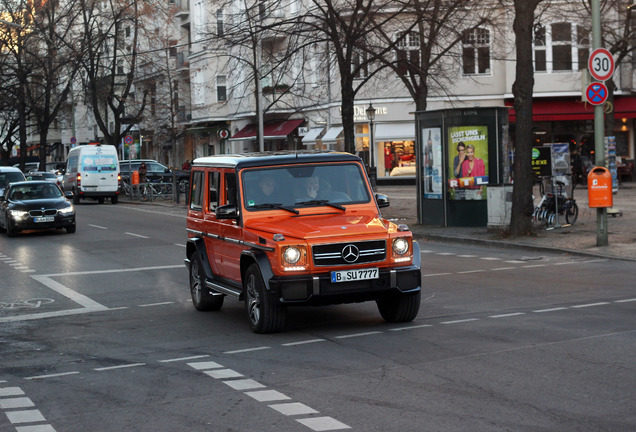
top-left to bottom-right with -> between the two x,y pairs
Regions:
591,0 -> 608,247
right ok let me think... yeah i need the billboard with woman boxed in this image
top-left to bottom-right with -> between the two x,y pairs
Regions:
448,125 -> 489,200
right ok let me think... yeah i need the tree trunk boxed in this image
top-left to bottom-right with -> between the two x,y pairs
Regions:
509,0 -> 544,236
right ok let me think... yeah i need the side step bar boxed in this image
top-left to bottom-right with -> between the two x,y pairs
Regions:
206,280 -> 241,299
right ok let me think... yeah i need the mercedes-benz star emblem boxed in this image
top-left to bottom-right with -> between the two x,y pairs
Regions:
341,244 -> 360,263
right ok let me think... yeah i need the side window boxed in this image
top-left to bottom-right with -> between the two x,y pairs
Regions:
208,171 -> 219,211
224,172 -> 237,206
190,170 -> 204,210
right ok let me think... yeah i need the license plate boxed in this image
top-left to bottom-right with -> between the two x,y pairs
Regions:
34,216 -> 54,223
331,268 -> 379,283
83,186 -> 97,190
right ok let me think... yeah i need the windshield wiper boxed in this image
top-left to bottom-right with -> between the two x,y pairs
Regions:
294,199 -> 346,210
251,203 -> 299,214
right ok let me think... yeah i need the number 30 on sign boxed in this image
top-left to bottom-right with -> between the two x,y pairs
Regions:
588,48 -> 615,82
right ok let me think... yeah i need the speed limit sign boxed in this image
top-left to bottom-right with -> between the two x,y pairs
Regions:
588,48 -> 614,81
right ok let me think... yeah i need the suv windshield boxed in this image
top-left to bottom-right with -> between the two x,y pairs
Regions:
242,163 -> 370,210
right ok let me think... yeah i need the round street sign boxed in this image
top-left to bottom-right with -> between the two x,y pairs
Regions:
70,136 -> 76,145
585,82 -> 608,106
588,48 -> 615,81
218,128 -> 230,140
124,135 -> 133,145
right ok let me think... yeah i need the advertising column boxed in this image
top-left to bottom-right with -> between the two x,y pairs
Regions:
422,128 -> 442,199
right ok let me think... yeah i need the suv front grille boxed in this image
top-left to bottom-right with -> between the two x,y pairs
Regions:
312,240 -> 386,266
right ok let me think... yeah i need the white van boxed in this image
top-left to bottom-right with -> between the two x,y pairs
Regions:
63,144 -> 120,204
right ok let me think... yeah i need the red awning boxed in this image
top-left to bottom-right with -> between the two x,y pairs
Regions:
505,96 -> 636,122
230,119 -> 304,141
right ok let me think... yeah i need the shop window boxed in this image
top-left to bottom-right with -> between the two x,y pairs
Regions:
462,28 -> 491,75
396,31 -> 420,76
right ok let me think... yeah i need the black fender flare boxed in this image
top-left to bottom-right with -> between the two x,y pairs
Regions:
241,250 -> 275,292
186,237 -> 214,281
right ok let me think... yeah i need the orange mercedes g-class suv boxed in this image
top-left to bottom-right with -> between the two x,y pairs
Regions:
185,151 -> 421,333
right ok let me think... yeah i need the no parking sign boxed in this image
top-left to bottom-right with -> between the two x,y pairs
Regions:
585,82 -> 608,106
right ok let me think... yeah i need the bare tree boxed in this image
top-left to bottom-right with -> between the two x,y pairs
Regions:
23,0 -> 83,171
509,0 -> 546,236
75,0 -> 148,147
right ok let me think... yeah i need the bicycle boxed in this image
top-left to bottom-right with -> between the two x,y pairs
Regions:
139,182 -> 174,202
532,177 -> 578,228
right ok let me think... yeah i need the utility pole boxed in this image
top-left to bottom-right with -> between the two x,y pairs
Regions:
591,0 -> 608,246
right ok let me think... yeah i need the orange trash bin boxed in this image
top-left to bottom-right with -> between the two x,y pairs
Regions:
587,166 -> 613,208
132,170 -> 140,185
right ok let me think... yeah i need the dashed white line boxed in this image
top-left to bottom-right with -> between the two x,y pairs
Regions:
270,402 -> 319,416
480,257 -> 502,261
159,355 -> 209,363
88,224 -> 108,229
458,269 -> 485,274
489,312 -> 526,318
174,243 -> 187,248
24,372 -> 80,380
335,331 -> 382,339
492,267 -> 516,271
94,363 -> 146,371
5,409 -> 46,424
125,232 -> 150,239
457,254 -> 478,258
554,261 -> 577,266
615,298 -> 636,303
523,264 -> 547,268
222,379 -> 265,391
389,324 -> 433,331
571,302 -> 610,308
533,307 -> 568,313
436,252 -> 455,256
424,272 -> 452,277
441,318 -> 480,325
245,390 -> 291,402
187,361 -> 223,370
0,397 -> 34,409
224,346 -> 271,354
0,387 -> 25,397
296,417 -> 351,431
138,302 -> 174,307
204,369 -> 243,379
282,339 -> 327,346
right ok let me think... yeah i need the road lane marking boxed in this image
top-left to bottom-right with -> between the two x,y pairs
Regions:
187,361 -> 223,370
282,339 -> 327,346
5,409 -> 46,424
94,363 -> 146,371
139,302 -> 174,307
296,417 -> 351,431
41,264 -> 183,277
224,346 -> 271,354
0,397 -> 35,409
245,390 -> 291,402
533,307 -> 568,313
458,270 -> 485,274
489,312 -> 526,318
174,243 -> 186,247
615,298 -> 636,303
335,331 -> 382,339
222,379 -> 265,390
389,324 -> 432,331
159,355 -> 210,363
88,224 -> 108,229
0,387 -> 25,397
424,272 -> 452,277
441,318 -> 480,324
24,372 -> 80,380
125,232 -> 150,239
480,257 -> 501,261
492,267 -> 516,271
571,302 -> 610,308
30,276 -> 107,310
270,402 -> 319,416
204,369 -> 243,379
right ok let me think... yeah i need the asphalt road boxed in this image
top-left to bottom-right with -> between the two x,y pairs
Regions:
1,202 -> 635,432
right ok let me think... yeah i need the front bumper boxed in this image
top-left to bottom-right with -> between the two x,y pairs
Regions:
268,265 -> 421,305
12,214 -> 75,231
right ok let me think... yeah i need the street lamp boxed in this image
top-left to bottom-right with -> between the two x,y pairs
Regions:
366,103 -> 377,190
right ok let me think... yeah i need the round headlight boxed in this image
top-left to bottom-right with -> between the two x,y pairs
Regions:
283,246 -> 302,264
392,238 -> 410,255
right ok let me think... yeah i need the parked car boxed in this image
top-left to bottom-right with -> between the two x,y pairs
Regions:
0,167 -> 27,197
119,159 -> 190,191
25,171 -> 62,187
185,151 -> 422,333
13,162 -> 40,173
0,181 -> 76,237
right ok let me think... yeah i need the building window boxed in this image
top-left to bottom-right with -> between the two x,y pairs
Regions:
216,9 -> 224,37
217,75 -> 227,102
462,28 -> 490,75
396,31 -> 420,76
352,50 -> 368,79
534,22 -> 589,72
117,60 -> 125,75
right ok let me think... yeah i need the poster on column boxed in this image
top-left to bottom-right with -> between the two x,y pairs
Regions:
448,125 -> 489,200
422,127 -> 442,199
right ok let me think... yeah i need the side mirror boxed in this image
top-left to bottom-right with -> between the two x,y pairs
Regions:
375,193 -> 390,208
65,191 -> 74,200
216,204 -> 240,219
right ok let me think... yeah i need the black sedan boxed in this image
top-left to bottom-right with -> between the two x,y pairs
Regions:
0,181 -> 76,237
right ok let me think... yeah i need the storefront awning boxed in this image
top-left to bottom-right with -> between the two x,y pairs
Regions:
375,123 -> 415,141
229,119 -> 304,141
301,127 -> 325,145
506,96 -> 636,122
321,126 -> 343,143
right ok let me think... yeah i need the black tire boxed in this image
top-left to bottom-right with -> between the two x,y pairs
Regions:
376,291 -> 421,323
244,263 -> 286,333
189,253 -> 224,311
565,201 -> 579,224
6,219 -> 18,237
111,195 -> 118,204
66,225 -> 76,234
98,197 -> 105,204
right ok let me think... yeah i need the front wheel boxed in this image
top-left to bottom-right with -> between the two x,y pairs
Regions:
376,291 -> 421,323
6,219 -> 18,237
565,201 -> 579,224
66,225 -> 76,234
189,253 -> 224,311
244,263 -> 286,333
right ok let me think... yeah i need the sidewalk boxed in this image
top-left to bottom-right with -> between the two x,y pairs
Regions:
377,182 -> 636,262
119,181 -> 636,261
